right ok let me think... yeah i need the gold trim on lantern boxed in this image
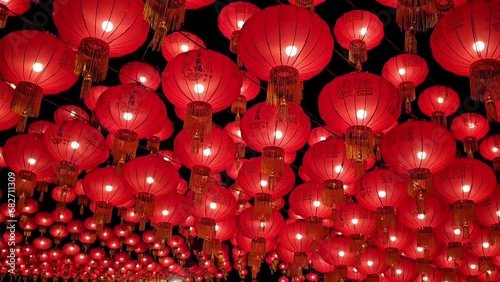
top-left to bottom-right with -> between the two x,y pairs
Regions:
14,170 -> 37,209
400,81 -> 416,113
408,167 -> 432,199
189,165 -> 212,195
147,136 -> 161,153
56,161 -> 79,189
376,206 -> 397,244
267,66 -> 302,108
112,129 -> 139,171
463,136 -> 478,159
250,237 -> 267,257
469,59 -> 500,101
416,227 -> 434,259
94,201 -> 113,234
253,193 -> 273,221
11,81 -> 44,133
349,39 -> 367,71
198,217 -> 217,239
453,200 -> 475,239
295,0 -> 315,10
261,146 -> 285,190
345,126 -> 374,176
396,0 -> 438,32
431,111 -> 447,127
155,222 -> 173,243
446,242 -> 464,262
75,37 -> 110,85
184,101 -> 213,153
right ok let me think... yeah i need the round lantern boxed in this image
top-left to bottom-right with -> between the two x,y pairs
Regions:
318,72 -> 401,169
380,121 -> 456,214
333,10 -> 384,69
430,0 -> 500,100
450,113 -> 489,158
434,158 -> 496,235
308,126 -> 336,147
162,49 -> 241,147
355,246 -> 389,282
0,30 -> 78,132
119,61 -> 161,91
383,257 -> 418,281
53,105 -> 89,124
217,2 -> 260,57
288,0 -> 325,10
53,0 -> 149,95
417,86 -> 461,126
94,84 -> 166,166
161,31 -> 205,62
433,215 -> 479,264
318,235 -> 356,281
381,54 -> 429,113
479,135 -> 500,172
0,81 -> 20,130
371,226 -> 415,273
279,220 -> 314,277
238,4 -> 333,109
465,227 -> 500,274
149,193 -> 186,244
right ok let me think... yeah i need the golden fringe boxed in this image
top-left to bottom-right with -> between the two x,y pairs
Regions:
400,81 -> 416,113
485,99 -> 498,122
56,161 -> 79,188
150,23 -> 168,51
155,222 -> 173,242
376,207 -> 396,244
135,193 -> 155,218
184,101 -> 212,152
349,39 -> 367,65
0,5 -> 8,29
446,242 -> 463,261
345,126 -> 374,165
306,216 -> 324,239
463,136 -> 478,158
416,227 -> 434,259
189,165 -> 212,194
478,257 -> 494,273
112,129 -> 139,167
416,258 -> 431,273
250,238 -> 267,257
261,146 -> 285,183
431,111 -> 447,127
267,66 -> 302,107
366,274 -> 380,282
147,136 -> 161,153
408,168 -> 432,198
198,218 -> 217,239
493,158 -> 500,173
145,0 -> 187,32
332,266 -> 348,282
442,268 -> 456,282
322,179 -> 344,208
295,0 -> 315,9
396,0 -> 438,32
469,59 -> 500,101
230,31 -> 240,54
203,239 -> 221,257
453,200 -> 475,239
15,170 -> 37,207
290,252 -> 308,278
404,29 -> 417,55
80,73 -> 92,99
11,82 -> 43,132
253,193 -> 273,221
231,95 -> 247,116
350,234 -> 366,264
75,37 -> 109,82
491,224 -> 500,245
94,201 -> 113,234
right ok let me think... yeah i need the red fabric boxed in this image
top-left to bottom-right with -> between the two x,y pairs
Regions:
450,113 -> 489,142
430,0 -> 500,76
161,32 -> 205,62
237,206 -> 284,239
233,232 -> 277,254
433,215 -> 480,244
162,49 -> 241,112
223,121 -> 246,146
51,186 -> 77,203
121,155 -> 180,197
149,193 -> 186,226
28,120 -> 53,135
318,235 -> 356,266
185,0 -> 215,10
475,187 -> 500,227
1,0 -> 30,16
240,102 -> 310,152
54,105 -> 89,124
433,247 -> 465,269
479,135 -> 500,161
417,86 -> 461,117
397,197 -> 450,230
464,227 -> 500,257
380,121 -> 456,174
94,84 -> 166,138
383,257 -> 418,282
289,182 -> 332,219
334,10 -> 384,51
238,4 -> 334,82
382,54 -> 428,88
371,226 -> 415,251
310,257 -> 336,274
3,134 -> 54,178
459,256 -> 485,277
0,81 -> 19,130
84,86 -> 108,112
332,203 -> 377,236
217,2 -> 260,40
0,30 -> 78,94
355,246 -> 389,276
174,127 -> 235,172
183,185 -> 236,221
279,221 -> 313,253
239,71 -> 260,101
318,72 -> 401,135
82,167 -> 133,206
152,118 -> 174,140
119,62 -> 161,91
196,217 -> 237,241
52,0 -> 149,57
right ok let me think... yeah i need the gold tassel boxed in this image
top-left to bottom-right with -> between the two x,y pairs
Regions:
408,168 -> 432,198
485,99 -> 498,122
75,37 -> 110,83
184,101 -> 212,152
404,29 -> 417,55
491,224 -> 500,245
14,170 -> 37,206
11,82 -> 44,133
150,22 -> 168,51
147,136 -> 161,153
230,31 -> 240,54
463,136 -> 478,159
306,217 -> 324,240
250,238 -> 267,257
478,257 -> 494,273
134,193 -> 155,218
112,129 -> 139,167
80,73 -> 92,99
253,193 -> 273,221
144,0 -> 186,33
198,218 -> 217,239
261,146 -> 285,182
155,222 -> 173,242
0,4 -> 8,29
400,81 -> 416,113
374,133 -> 384,162
431,111 -> 447,127
322,179 -> 344,208
453,200 -> 475,239
442,268 -> 456,282
366,274 -> 379,282
267,66 -> 302,107
231,95 -> 247,125
290,252 -> 308,278
396,0 -> 438,32
469,59 -> 500,101
376,207 -> 397,244
446,242 -> 464,261
349,234 -> 366,264
94,201 -> 113,234
349,39 -> 367,66
203,239 -> 221,257
189,165 -> 212,194
435,0 -> 454,14
416,258 -> 431,274
56,161 -> 79,188
345,126 -> 374,166
385,247 -> 400,275
416,227 -> 434,259
295,0 -> 315,9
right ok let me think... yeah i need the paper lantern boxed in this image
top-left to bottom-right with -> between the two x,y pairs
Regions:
149,193 -> 186,243
371,226 -> 415,272
0,0 -> 30,28
119,61 -> 161,91
318,235 -> 356,281
147,118 -> 174,153
465,227 -> 500,274
433,215 -> 480,263
355,246 -> 390,282
417,86 -> 461,126
383,257 -> 418,281
479,135 -> 500,172
278,221 -> 314,277
450,113 -> 489,158
53,105 -> 89,124
161,31 -> 205,62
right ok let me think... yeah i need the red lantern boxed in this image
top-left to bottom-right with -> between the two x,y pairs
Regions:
459,256 -> 486,278
119,61 -> 161,91
197,217 -> 237,257
433,248 -> 465,280
51,186 -> 77,210
53,105 -> 89,124
434,215 -> 480,264
382,54 -> 429,113
430,0 -> 500,100
217,2 -> 260,57
238,5 -> 333,109
288,0 -> 325,10
380,121 -> 456,213
149,193 -> 186,243
318,72 -> 401,167
479,135 -> 500,172
383,257 -> 418,282
308,126 -> 336,147
333,10 -> 384,69
0,30 -> 78,132
52,0 -> 149,92
0,81 -> 20,130
417,86 -> 460,126
279,221 -> 314,277
434,158 -> 496,234
371,226 -> 415,273
161,32 -> 205,62
465,227 -> 500,274
355,246 -> 389,282
43,121 -> 107,188
318,235 -> 356,281
94,84 -> 166,166
147,118 -> 174,153
121,155 -> 180,229
450,113 -> 489,158
0,0 -> 30,28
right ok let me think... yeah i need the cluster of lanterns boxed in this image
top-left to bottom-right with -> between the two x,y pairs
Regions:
0,0 -> 499,281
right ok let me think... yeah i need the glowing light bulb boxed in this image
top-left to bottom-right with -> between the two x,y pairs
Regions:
493,147 -> 499,153
70,111 -> 76,117
139,76 -> 147,83
461,185 -> 471,193
274,130 -> 283,139
359,27 -> 367,36
9,83 -> 15,89
32,62 -> 43,72
101,21 -> 114,32
70,141 -> 80,149
453,228 -> 461,235
209,202 -> 217,209
367,260 -> 373,266
468,123 -> 476,128
356,109 -> 367,119
483,242 -> 490,248
334,165 -> 343,173
422,277 -> 429,282
417,213 -> 425,220
351,218 -> 359,225
259,221 -> 266,228
496,210 -> 500,217
472,41 -> 485,52
180,44 -> 189,52
146,177 -> 154,184
378,191 -> 387,198
193,83 -> 205,94
319,136 -> 326,141
215,225 -> 219,231
338,251 -> 345,257
437,97 -> 444,104
123,112 -> 133,121
417,247 -> 424,252
237,130 -> 242,137
417,151 -> 427,160
105,185 -> 113,192
390,236 -> 397,242
313,201 -> 321,207
27,158 -> 36,165
163,157 -> 170,161
285,45 -> 298,57
202,148 -> 211,156
295,234 -> 303,240
398,68 -> 406,75
343,185 -> 348,190
353,268 -> 358,273
162,210 -> 169,216
237,20 -> 245,28
260,180 -> 268,187
396,269 -> 402,275
470,264 -> 477,270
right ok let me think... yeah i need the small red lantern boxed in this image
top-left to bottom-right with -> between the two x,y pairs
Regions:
355,246 -> 389,282
417,86 -> 461,126
161,31 -> 205,62
119,61 -> 161,91
450,113 -> 489,158
279,221 -> 314,277
53,105 -> 89,124
0,0 -> 30,28
149,193 -> 186,243
479,135 -> 500,172
318,235 -> 356,281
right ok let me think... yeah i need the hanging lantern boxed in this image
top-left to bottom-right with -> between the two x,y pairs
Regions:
371,226 -> 415,274
355,246 -> 389,281
433,215 -> 480,263
450,113 -> 489,158
318,235 -> 356,281
288,0 -> 326,10
396,0 -> 437,54
383,257 -> 418,281
150,193 -> 186,244
0,0 -> 30,29
479,135 -> 500,173
418,86 -> 461,127
161,31 -> 206,62
278,221 -> 314,277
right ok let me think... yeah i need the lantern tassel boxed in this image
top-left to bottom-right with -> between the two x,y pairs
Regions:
385,248 -> 400,274
94,201 -> 113,234
453,200 -> 475,239
376,207 -> 396,243
184,101 -> 212,152
56,161 -> 79,189
198,218 -> 217,239
290,252 -> 308,278
250,238 -> 267,257
0,4 -> 8,29
442,268 -> 456,282
400,81 -> 416,113
408,168 -> 432,198
485,99 -> 498,122
331,266 -> 348,282
11,82 -> 43,133
306,216 -> 323,240
469,59 -> 500,101
366,274 -> 379,282
431,111 -> 447,127
261,146 -> 285,181
295,0 -> 315,10
349,39 -> 367,66
155,222 -> 173,242
349,234 -> 366,264
203,239 -> 221,257
416,258 -> 431,274
345,126 -> 374,169
14,170 -> 37,206
80,73 -> 92,99
463,136 -> 478,159
112,129 -> 139,168
75,37 -> 110,84
231,95 -> 247,126
447,242 -> 464,261
189,165 -> 212,194
150,22 -> 167,51
322,179 -> 344,208
267,66 -> 302,108
493,158 -> 500,173
253,193 -> 273,221
404,29 -> 417,55
147,136 -> 161,153
396,0 -> 438,32
230,31 -> 240,55
416,227 -> 434,259
135,193 -> 155,219
478,257 -> 494,273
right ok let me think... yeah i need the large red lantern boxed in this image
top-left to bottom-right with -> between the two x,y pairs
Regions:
238,4 -> 333,109
149,193 -> 186,244
161,32 -> 205,62
465,227 -> 500,273
479,135 -> 500,172
217,2 -> 260,57
355,246 -> 389,282
333,10 -> 384,69
119,61 -> 161,91
475,187 -> 500,244
433,215 -> 479,264
94,84 -> 166,166
0,30 -> 78,132
318,235 -> 356,281
318,72 -> 401,169
450,113 -> 489,158
53,0 -> 149,94
43,121 -> 107,188
382,54 -> 429,113
380,121 -> 456,213
430,0 -> 500,100
279,220 -> 314,277
162,49 -> 241,147
434,158 -> 496,235
417,86 -> 461,126
383,257 -> 418,282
